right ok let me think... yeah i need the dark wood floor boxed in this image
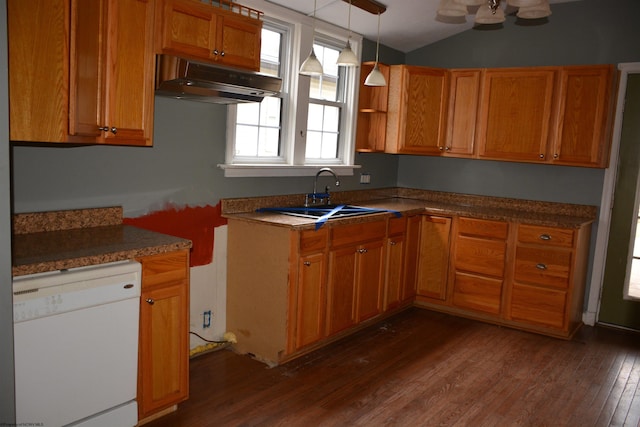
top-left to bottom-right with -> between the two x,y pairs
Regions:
146,308 -> 640,427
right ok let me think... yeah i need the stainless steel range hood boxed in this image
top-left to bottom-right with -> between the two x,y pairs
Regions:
155,55 -> 282,104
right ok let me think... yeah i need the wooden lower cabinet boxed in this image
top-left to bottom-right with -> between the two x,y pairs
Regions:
327,221 -> 386,335
137,249 -> 190,421
415,215 -> 452,302
227,217 -> 407,366
383,216 -> 407,310
413,215 -> 592,339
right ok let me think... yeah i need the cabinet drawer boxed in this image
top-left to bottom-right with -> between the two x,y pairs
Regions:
517,224 -> 575,248
139,250 -> 189,289
458,217 -> 508,240
514,246 -> 571,288
452,272 -> 502,315
510,283 -> 567,329
299,228 -> 328,253
330,220 -> 386,248
454,235 -> 506,277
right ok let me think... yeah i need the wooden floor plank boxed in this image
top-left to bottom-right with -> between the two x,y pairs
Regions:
144,308 -> 640,427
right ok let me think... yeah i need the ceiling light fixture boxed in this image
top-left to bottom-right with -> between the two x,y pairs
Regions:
437,0 -> 551,25
364,11 -> 386,86
299,0 -> 323,76
337,0 -> 359,67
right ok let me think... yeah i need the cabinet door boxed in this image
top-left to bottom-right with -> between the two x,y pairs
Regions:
159,0 -> 217,59
295,252 -> 326,350
138,281 -> 189,418
356,239 -> 385,322
71,0 -> 155,146
552,65 -> 615,167
477,68 -> 557,162
8,0 -> 72,143
386,65 -> 448,155
401,215 -> 421,302
416,215 -> 452,301
384,233 -> 405,311
326,246 -> 357,336
217,13 -> 262,71
356,62 -> 389,153
102,0 -> 155,145
444,69 -> 481,157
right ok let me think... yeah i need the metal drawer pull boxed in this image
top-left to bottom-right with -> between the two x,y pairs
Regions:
539,234 -> 552,241
303,261 -> 311,266
536,263 -> 547,270
146,298 -> 155,305
357,248 -> 368,254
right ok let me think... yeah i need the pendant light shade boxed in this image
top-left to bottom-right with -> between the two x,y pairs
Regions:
517,0 -> 551,18
364,63 -> 386,86
337,0 -> 359,67
364,11 -> 386,87
453,0 -> 485,5
475,3 -> 506,24
300,48 -> 324,75
300,0 -> 324,75
438,0 -> 468,17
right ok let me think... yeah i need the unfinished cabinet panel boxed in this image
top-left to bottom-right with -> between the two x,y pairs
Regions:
477,67 -> 557,162
383,217 -> 407,310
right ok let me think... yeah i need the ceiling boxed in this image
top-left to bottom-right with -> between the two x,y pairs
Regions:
264,0 -> 582,53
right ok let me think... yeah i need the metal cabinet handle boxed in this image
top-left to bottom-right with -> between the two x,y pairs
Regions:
445,146 -> 450,151
99,126 -> 117,134
439,146 -> 444,151
536,263 -> 547,270
357,248 -> 368,254
553,153 -> 559,159
220,51 -> 225,57
389,241 -> 397,246
146,298 -> 155,305
213,49 -> 219,55
539,234 -> 552,241
303,261 -> 311,266
539,154 -> 545,159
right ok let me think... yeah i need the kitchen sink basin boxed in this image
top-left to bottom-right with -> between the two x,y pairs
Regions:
257,204 -> 400,223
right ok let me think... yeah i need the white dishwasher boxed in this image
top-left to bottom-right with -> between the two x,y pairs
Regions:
13,260 -> 142,427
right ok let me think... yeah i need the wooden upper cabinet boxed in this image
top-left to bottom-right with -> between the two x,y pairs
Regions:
8,0 -> 71,143
157,0 -> 262,71
386,65 -> 449,155
477,67 -> 557,162
444,69 -> 481,157
71,0 -> 155,146
551,65 -> 616,168
8,0 -> 154,146
356,62 -> 390,153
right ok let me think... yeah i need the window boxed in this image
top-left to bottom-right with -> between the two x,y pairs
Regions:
223,4 -> 360,177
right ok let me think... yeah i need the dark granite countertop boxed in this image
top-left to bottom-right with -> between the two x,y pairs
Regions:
12,207 -> 192,277
221,188 -> 597,231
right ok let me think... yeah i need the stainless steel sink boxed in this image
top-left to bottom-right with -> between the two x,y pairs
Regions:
257,204 -> 398,220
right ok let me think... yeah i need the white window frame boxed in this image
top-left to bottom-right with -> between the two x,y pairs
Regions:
219,0 -> 362,178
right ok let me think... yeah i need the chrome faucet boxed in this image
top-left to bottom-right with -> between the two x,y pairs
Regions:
306,167 -> 340,206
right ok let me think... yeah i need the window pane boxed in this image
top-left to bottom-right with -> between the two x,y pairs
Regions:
307,103 -> 324,131
306,103 -> 340,160
260,96 -> 281,127
323,105 -> 339,132
260,29 -> 281,77
309,43 -> 340,101
235,125 -> 259,156
236,102 -> 260,125
258,127 -> 280,157
320,132 -> 338,158
305,131 -> 322,158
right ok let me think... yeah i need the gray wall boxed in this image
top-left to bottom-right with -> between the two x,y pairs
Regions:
1,0 -> 15,422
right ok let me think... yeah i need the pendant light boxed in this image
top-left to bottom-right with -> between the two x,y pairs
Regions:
300,0 -> 323,76
475,0 -> 506,24
337,0 -> 359,67
517,0 -> 551,18
438,0 -> 468,17
364,11 -> 386,86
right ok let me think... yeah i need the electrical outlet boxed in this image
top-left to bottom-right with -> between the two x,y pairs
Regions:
203,310 -> 212,328
360,173 -> 371,184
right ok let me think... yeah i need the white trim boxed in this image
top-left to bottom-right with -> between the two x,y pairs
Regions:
584,62 -> 640,326
218,164 -> 360,177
